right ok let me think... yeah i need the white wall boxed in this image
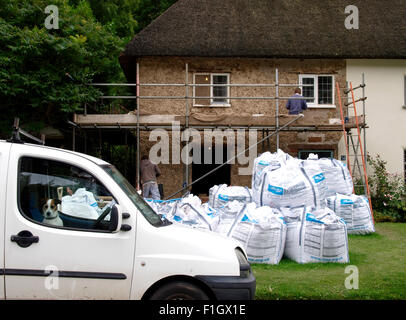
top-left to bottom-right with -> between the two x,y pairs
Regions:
340,59 -> 406,177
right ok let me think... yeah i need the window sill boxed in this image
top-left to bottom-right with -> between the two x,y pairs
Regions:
307,104 -> 336,109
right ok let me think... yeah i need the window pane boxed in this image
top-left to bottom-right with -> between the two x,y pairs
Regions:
318,76 -> 333,104
212,75 -> 228,103
19,157 -> 115,231
194,74 -> 210,105
302,77 -> 315,103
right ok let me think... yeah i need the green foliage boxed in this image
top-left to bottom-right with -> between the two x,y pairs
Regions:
133,0 -> 178,33
0,0 -> 128,136
367,153 -> 406,221
86,0 -> 139,40
0,0 -> 179,138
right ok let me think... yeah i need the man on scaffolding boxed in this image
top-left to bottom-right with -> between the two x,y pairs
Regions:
286,88 -> 308,115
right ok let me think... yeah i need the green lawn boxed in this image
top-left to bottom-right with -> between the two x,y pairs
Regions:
252,223 -> 406,299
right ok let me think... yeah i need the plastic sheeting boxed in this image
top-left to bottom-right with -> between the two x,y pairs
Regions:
146,195 -> 220,231
281,206 -> 349,264
326,193 -> 375,235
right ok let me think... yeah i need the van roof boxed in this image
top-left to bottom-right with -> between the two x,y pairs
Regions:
0,140 -> 110,166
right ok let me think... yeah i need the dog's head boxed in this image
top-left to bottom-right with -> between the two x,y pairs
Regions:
41,198 -> 61,219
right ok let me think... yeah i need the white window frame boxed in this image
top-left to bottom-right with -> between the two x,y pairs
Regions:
193,73 -> 231,107
299,74 -> 336,108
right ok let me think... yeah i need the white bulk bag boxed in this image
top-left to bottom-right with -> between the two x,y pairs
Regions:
299,159 -> 328,209
252,150 -> 290,194
326,193 -> 375,235
316,158 -> 353,197
227,203 -> 287,264
61,188 -> 100,219
170,195 -> 216,231
209,184 -> 252,209
214,200 -> 246,235
281,206 -> 349,264
253,162 -> 315,208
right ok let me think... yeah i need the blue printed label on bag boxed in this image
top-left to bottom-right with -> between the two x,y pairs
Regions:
241,214 -> 257,224
218,194 -> 230,201
258,160 -> 270,166
312,173 -> 325,183
340,199 -> 354,205
268,185 -> 284,195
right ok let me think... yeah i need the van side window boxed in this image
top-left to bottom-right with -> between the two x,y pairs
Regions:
19,157 -> 116,232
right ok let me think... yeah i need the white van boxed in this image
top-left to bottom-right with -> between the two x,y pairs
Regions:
0,140 -> 255,300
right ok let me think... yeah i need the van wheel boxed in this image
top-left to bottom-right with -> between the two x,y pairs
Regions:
149,281 -> 210,300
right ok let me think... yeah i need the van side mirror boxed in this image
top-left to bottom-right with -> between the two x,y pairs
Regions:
109,205 -> 123,233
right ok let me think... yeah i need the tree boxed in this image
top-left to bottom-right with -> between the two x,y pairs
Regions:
0,0 -> 127,137
133,0 -> 178,33
0,0 -> 179,139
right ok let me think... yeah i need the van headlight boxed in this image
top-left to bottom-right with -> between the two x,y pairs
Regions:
235,248 -> 251,278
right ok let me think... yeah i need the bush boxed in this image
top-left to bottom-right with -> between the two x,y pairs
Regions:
367,154 -> 406,221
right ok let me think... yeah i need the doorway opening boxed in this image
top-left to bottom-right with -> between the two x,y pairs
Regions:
191,144 -> 231,196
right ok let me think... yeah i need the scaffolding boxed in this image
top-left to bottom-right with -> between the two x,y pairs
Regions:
71,64 -> 366,198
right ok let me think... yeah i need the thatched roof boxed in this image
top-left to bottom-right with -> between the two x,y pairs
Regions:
120,0 -> 406,62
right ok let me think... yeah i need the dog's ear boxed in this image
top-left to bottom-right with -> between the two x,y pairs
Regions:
55,199 -> 61,205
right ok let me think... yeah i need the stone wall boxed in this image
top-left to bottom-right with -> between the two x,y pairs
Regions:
136,57 -> 345,197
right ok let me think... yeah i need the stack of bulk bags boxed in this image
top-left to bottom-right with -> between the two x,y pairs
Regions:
253,160 -> 327,209
226,203 -> 287,265
311,156 -> 353,197
281,206 -> 349,264
326,193 -> 375,235
209,184 -> 252,209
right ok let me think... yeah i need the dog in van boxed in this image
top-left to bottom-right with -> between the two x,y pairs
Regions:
41,198 -> 64,227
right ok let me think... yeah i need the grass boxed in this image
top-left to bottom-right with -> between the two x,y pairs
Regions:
252,223 -> 406,300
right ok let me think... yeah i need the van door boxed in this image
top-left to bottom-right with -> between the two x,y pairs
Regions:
4,146 -> 136,299
0,143 -> 11,300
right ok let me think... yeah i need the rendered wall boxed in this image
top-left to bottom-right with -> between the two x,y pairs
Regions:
343,59 -> 406,177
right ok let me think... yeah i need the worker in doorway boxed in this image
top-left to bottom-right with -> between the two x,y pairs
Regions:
286,87 -> 308,115
140,154 -> 161,200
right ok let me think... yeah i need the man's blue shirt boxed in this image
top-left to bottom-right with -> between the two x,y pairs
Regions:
286,93 -> 308,114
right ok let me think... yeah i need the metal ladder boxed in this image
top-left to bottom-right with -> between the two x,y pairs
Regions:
336,79 -> 374,223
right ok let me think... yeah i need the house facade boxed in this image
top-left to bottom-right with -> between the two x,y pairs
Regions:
342,60 -> 406,179
119,0 -> 406,196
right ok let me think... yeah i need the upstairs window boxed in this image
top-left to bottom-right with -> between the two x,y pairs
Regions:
193,73 -> 230,107
299,75 -> 335,107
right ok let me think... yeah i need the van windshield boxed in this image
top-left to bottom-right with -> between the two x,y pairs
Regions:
102,165 -> 169,227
